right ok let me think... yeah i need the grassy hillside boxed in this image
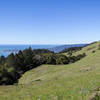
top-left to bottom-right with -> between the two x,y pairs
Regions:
74,41 -> 100,55
64,41 -> 100,57
0,41 -> 100,100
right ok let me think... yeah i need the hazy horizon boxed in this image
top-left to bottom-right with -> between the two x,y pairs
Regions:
0,43 -> 89,45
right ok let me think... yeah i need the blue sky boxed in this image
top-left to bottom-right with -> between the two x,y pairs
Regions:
0,0 -> 100,44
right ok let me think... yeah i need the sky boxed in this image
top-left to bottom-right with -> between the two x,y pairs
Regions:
0,0 -> 100,44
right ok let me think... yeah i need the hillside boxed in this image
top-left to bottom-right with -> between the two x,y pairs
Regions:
63,41 -> 100,57
49,44 -> 87,53
0,41 -> 100,100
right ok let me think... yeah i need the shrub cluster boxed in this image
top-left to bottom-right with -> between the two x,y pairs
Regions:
0,48 -> 86,85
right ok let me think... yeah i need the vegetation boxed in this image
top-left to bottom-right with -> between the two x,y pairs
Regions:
60,47 -> 82,53
0,41 -> 100,100
1,41 -> 100,100
0,47 -> 85,85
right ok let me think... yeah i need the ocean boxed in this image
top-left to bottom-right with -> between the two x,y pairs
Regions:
0,44 -> 87,57
0,45 -> 57,57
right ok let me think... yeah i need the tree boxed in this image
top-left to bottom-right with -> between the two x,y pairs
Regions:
0,56 -> 5,65
6,53 -> 17,67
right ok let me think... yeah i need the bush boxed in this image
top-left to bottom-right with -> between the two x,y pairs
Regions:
56,55 -> 69,64
92,51 -> 96,53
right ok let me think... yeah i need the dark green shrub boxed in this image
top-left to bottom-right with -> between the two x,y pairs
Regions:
92,50 -> 96,53
56,55 -> 69,64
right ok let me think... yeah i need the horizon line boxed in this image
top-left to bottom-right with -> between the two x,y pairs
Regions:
0,43 -> 89,45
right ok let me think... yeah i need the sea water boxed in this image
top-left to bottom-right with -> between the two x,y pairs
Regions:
0,45 -> 57,57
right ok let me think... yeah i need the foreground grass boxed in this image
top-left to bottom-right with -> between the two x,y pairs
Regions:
1,42 -> 100,100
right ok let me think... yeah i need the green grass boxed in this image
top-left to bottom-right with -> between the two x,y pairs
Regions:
0,42 -> 100,100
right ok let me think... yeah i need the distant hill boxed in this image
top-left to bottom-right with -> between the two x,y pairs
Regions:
49,44 -> 88,53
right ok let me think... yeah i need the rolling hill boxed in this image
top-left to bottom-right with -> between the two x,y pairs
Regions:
0,41 -> 100,100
